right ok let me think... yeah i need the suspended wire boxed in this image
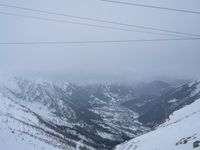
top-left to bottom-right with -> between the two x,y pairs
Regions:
0,37 -> 200,45
0,11 -> 190,38
0,3 -> 199,38
101,0 -> 200,14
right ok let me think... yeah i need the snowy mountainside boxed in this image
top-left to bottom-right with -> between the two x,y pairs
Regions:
0,93 -> 89,150
138,80 -> 200,127
121,80 -> 200,127
0,77 -> 150,149
115,98 -> 200,150
0,77 -> 199,150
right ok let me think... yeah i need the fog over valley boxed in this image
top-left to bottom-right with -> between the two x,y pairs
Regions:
0,0 -> 200,150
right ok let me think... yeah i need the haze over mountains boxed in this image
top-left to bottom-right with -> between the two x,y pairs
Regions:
1,1 -> 200,149
0,77 -> 200,150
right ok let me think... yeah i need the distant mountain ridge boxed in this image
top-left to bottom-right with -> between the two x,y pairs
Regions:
0,77 -> 148,150
121,80 -> 200,127
0,77 -> 199,150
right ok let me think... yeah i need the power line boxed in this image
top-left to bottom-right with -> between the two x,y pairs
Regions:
0,11 -> 189,38
101,0 -> 200,14
0,4 -> 199,38
0,37 -> 200,45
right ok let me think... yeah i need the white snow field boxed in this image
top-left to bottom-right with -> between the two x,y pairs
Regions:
0,93 -> 92,150
116,99 -> 200,150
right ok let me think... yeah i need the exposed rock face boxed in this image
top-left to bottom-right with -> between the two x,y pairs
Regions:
193,141 -> 200,148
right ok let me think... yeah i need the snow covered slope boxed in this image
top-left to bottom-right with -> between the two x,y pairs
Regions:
0,93 -> 92,150
1,77 -> 198,150
115,98 -> 200,150
0,77 -> 150,149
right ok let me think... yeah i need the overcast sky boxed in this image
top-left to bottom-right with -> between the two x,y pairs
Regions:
0,0 -> 200,82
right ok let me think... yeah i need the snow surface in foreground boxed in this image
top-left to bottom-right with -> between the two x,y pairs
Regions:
0,93 -> 91,150
0,94 -> 60,150
116,99 -> 200,150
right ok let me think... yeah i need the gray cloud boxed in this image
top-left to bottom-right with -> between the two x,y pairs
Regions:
0,0 -> 200,82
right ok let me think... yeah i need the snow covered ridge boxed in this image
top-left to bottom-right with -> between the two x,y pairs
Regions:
0,77 -> 150,150
115,98 -> 200,150
0,77 -> 200,150
0,93 -> 91,150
